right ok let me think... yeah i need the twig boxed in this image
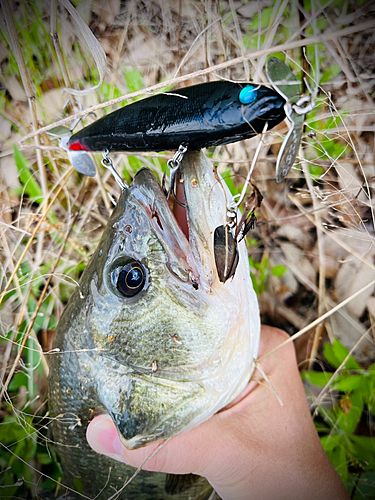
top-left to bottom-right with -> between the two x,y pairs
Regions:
18,19 -> 375,144
257,276 -> 375,362
0,177 -> 86,404
0,168 -> 74,306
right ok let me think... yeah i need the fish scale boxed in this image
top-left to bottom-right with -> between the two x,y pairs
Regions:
97,287 -> 224,371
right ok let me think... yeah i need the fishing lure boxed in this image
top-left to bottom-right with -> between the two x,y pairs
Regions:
67,81 -> 286,154
48,65 -> 315,283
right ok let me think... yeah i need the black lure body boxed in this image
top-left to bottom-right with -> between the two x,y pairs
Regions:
68,81 -> 286,153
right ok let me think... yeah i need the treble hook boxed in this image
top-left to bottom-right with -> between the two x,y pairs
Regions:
167,145 -> 188,204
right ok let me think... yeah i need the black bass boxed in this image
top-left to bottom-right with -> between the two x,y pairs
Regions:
49,151 -> 260,499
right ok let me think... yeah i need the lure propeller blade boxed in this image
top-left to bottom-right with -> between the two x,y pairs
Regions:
266,57 -> 301,103
47,126 -> 97,177
266,57 -> 305,183
67,150 -> 97,176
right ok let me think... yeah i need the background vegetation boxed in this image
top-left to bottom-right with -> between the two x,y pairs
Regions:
0,0 -> 374,498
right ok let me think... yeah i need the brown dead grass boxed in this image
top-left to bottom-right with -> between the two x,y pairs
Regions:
0,0 -> 375,497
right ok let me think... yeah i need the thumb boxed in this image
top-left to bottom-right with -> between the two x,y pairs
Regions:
86,413 -> 213,476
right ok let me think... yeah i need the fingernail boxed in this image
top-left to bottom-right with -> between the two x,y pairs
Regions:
87,415 -> 126,463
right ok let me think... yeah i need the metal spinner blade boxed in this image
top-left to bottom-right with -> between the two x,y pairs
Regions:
47,126 -> 97,177
266,57 -> 314,183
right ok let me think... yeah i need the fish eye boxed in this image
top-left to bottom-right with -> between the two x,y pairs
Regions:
115,262 -> 146,297
239,84 -> 257,104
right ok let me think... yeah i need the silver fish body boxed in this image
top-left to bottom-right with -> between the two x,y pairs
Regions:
49,151 -> 260,499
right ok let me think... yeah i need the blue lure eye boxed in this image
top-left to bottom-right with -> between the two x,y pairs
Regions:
239,85 -> 257,104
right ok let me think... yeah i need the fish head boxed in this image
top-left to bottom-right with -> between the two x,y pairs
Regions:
68,151 -> 260,450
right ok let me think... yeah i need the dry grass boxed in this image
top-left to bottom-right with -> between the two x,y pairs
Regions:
0,0 -> 375,498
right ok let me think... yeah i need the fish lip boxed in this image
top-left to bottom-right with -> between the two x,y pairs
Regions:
113,152 -> 229,290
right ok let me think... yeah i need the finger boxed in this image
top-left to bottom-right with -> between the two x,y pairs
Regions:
86,412 -> 222,477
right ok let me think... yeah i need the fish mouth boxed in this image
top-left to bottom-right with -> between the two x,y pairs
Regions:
128,150 -> 230,291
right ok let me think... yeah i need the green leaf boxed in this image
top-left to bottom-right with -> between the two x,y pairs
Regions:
321,433 -> 344,452
333,375 -> 364,392
13,145 -> 43,203
271,265 -> 287,277
250,272 -> 259,295
323,339 -> 361,370
320,64 -> 342,83
329,445 -> 348,484
302,370 -> 333,386
314,421 -> 329,433
350,471 -> 375,500
323,342 -> 340,369
125,68 -> 143,92
247,238 -> 258,247
74,476 -> 83,494
366,377 -> 375,415
100,82 -> 122,101
346,438 -> 375,496
308,165 -> 324,178
8,372 -> 29,392
248,7 -> 273,30
36,452 -> 53,465
351,436 -> 375,470
221,169 -> 241,196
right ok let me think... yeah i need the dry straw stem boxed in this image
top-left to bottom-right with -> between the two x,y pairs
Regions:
1,0 -> 47,201
0,168 -> 74,306
290,195 -> 375,274
257,277 -> 375,363
0,177 -> 86,403
18,19 -> 375,144
300,153 -> 327,369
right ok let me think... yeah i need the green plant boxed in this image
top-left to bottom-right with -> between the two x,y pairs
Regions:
249,251 -> 287,295
302,340 -> 375,495
0,404 -> 62,498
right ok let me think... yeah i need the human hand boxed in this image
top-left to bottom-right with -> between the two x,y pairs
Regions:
87,325 -> 349,500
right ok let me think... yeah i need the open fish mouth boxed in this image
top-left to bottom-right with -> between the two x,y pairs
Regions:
78,151 -> 260,449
